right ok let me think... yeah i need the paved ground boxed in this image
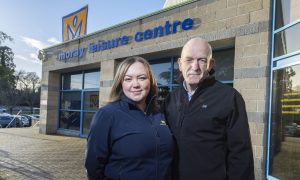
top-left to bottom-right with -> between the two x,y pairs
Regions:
0,127 -> 87,180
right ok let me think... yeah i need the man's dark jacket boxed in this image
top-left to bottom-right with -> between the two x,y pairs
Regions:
163,76 -> 254,180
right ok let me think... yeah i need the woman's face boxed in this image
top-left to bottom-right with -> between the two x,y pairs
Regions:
122,62 -> 151,108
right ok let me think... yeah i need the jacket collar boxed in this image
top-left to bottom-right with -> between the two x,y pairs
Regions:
176,68 -> 215,83
195,75 -> 216,91
178,73 -> 216,103
179,75 -> 216,90
119,95 -> 155,115
120,95 -> 136,106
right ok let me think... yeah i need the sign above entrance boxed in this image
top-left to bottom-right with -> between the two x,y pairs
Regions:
58,17 -> 194,61
134,18 -> 193,42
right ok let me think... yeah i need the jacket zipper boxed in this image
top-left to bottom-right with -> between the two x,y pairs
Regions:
129,95 -> 160,180
145,113 -> 160,180
155,126 -> 159,180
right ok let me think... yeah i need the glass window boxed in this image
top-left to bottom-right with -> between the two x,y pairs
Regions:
151,58 -> 171,86
275,0 -> 300,29
82,112 -> 94,135
84,91 -> 99,110
59,111 -> 80,131
274,23 -> 300,58
269,63 -> 300,180
173,62 -> 180,84
157,86 -> 171,104
213,48 -> 234,82
84,71 -> 100,89
60,70 -> 99,135
62,73 -> 82,90
61,91 -> 81,110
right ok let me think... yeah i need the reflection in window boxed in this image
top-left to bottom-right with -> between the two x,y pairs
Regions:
59,111 -> 80,131
61,92 -> 81,110
83,112 -> 94,135
150,58 -> 178,104
274,23 -> 300,58
84,91 -> 99,110
213,48 -> 234,82
173,62 -> 180,84
275,0 -> 300,29
151,59 -> 171,85
62,73 -> 82,90
84,71 -> 100,89
269,63 -> 300,180
157,86 -> 170,105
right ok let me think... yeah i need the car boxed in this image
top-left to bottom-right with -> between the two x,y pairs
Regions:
17,115 -> 30,127
10,115 -> 25,127
0,114 -> 15,128
10,115 -> 30,127
0,108 -> 7,113
19,114 -> 33,126
285,123 -> 300,137
20,114 -> 40,126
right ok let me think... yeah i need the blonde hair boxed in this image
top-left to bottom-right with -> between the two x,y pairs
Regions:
109,56 -> 159,111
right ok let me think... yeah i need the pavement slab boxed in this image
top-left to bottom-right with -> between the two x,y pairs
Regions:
0,127 -> 87,180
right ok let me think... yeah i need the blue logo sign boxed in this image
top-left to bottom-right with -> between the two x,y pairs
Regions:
58,18 -> 194,61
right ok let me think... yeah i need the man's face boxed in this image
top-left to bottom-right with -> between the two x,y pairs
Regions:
178,40 -> 215,87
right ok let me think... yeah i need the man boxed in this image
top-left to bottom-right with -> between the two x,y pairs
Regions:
163,38 -> 254,180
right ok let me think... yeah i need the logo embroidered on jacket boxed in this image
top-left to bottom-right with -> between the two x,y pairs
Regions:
202,104 -> 208,108
160,120 -> 167,125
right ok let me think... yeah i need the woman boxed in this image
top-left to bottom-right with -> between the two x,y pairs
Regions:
85,56 -> 174,180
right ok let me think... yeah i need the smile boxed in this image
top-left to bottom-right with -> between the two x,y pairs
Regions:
188,73 -> 200,76
131,91 -> 142,94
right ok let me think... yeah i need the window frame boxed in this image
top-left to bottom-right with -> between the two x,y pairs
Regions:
59,69 -> 100,137
267,0 -> 300,179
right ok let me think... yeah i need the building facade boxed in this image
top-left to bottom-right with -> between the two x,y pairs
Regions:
39,0 -> 300,179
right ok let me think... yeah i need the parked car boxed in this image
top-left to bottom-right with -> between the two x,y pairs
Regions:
20,114 -> 40,126
0,108 -> 7,113
16,115 -> 30,127
0,114 -> 15,128
20,114 -> 33,126
10,115 -> 25,127
285,123 -> 300,137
